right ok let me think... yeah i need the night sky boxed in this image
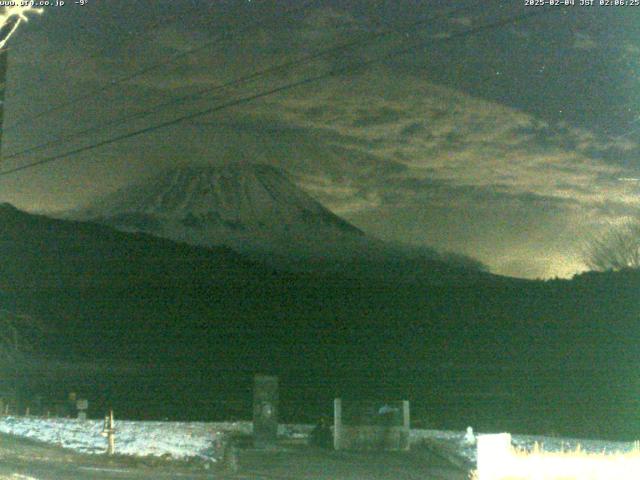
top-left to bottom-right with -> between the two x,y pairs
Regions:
0,0 -> 639,279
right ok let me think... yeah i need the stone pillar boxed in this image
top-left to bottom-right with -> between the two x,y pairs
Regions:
401,400 -> 410,450
253,375 -> 278,448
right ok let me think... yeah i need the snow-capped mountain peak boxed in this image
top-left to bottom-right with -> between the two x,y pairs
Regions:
71,163 -> 364,255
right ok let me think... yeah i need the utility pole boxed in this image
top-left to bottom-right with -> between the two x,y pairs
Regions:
0,7 -> 45,161
0,46 -> 7,155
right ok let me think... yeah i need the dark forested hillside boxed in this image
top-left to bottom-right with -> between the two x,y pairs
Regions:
1,205 -> 639,440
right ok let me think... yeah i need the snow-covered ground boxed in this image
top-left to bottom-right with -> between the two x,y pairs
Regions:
0,417 -> 247,460
0,416 -> 636,467
0,417 -> 316,461
411,428 -> 639,465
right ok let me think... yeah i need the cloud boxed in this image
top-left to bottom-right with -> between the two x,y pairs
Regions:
253,67 -> 634,208
450,16 -> 473,27
509,26 -> 531,39
91,28 -> 640,279
623,43 -> 640,56
572,32 -> 597,51
203,62 -> 640,278
4,4 -> 638,279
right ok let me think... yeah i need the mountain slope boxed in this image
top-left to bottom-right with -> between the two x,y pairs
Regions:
1,204 -> 639,438
67,163 -> 489,279
70,163 -> 366,257
0,202 -> 261,294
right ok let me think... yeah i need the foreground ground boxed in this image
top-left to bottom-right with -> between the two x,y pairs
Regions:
0,433 -> 469,480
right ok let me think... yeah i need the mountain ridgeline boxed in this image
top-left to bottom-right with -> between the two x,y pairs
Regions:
66,163 -> 488,280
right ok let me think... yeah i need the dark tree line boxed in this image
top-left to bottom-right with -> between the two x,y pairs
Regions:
0,308 -> 44,364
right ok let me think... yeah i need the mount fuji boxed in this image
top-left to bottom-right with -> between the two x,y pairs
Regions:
70,164 -> 368,254
68,163 -> 486,277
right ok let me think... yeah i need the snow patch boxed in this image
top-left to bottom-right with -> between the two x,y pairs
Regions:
411,428 -> 638,465
0,416 -> 635,469
0,417 -> 243,460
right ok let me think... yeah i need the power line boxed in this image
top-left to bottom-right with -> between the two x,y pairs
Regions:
0,8 -> 551,179
2,3 -> 474,161
3,0 -> 318,132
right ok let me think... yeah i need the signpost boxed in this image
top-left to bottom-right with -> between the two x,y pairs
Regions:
76,399 -> 88,420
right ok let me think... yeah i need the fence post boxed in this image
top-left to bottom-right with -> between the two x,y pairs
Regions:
333,398 -> 342,451
102,409 -> 116,455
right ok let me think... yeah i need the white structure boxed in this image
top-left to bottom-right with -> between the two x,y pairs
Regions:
476,433 -> 513,480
